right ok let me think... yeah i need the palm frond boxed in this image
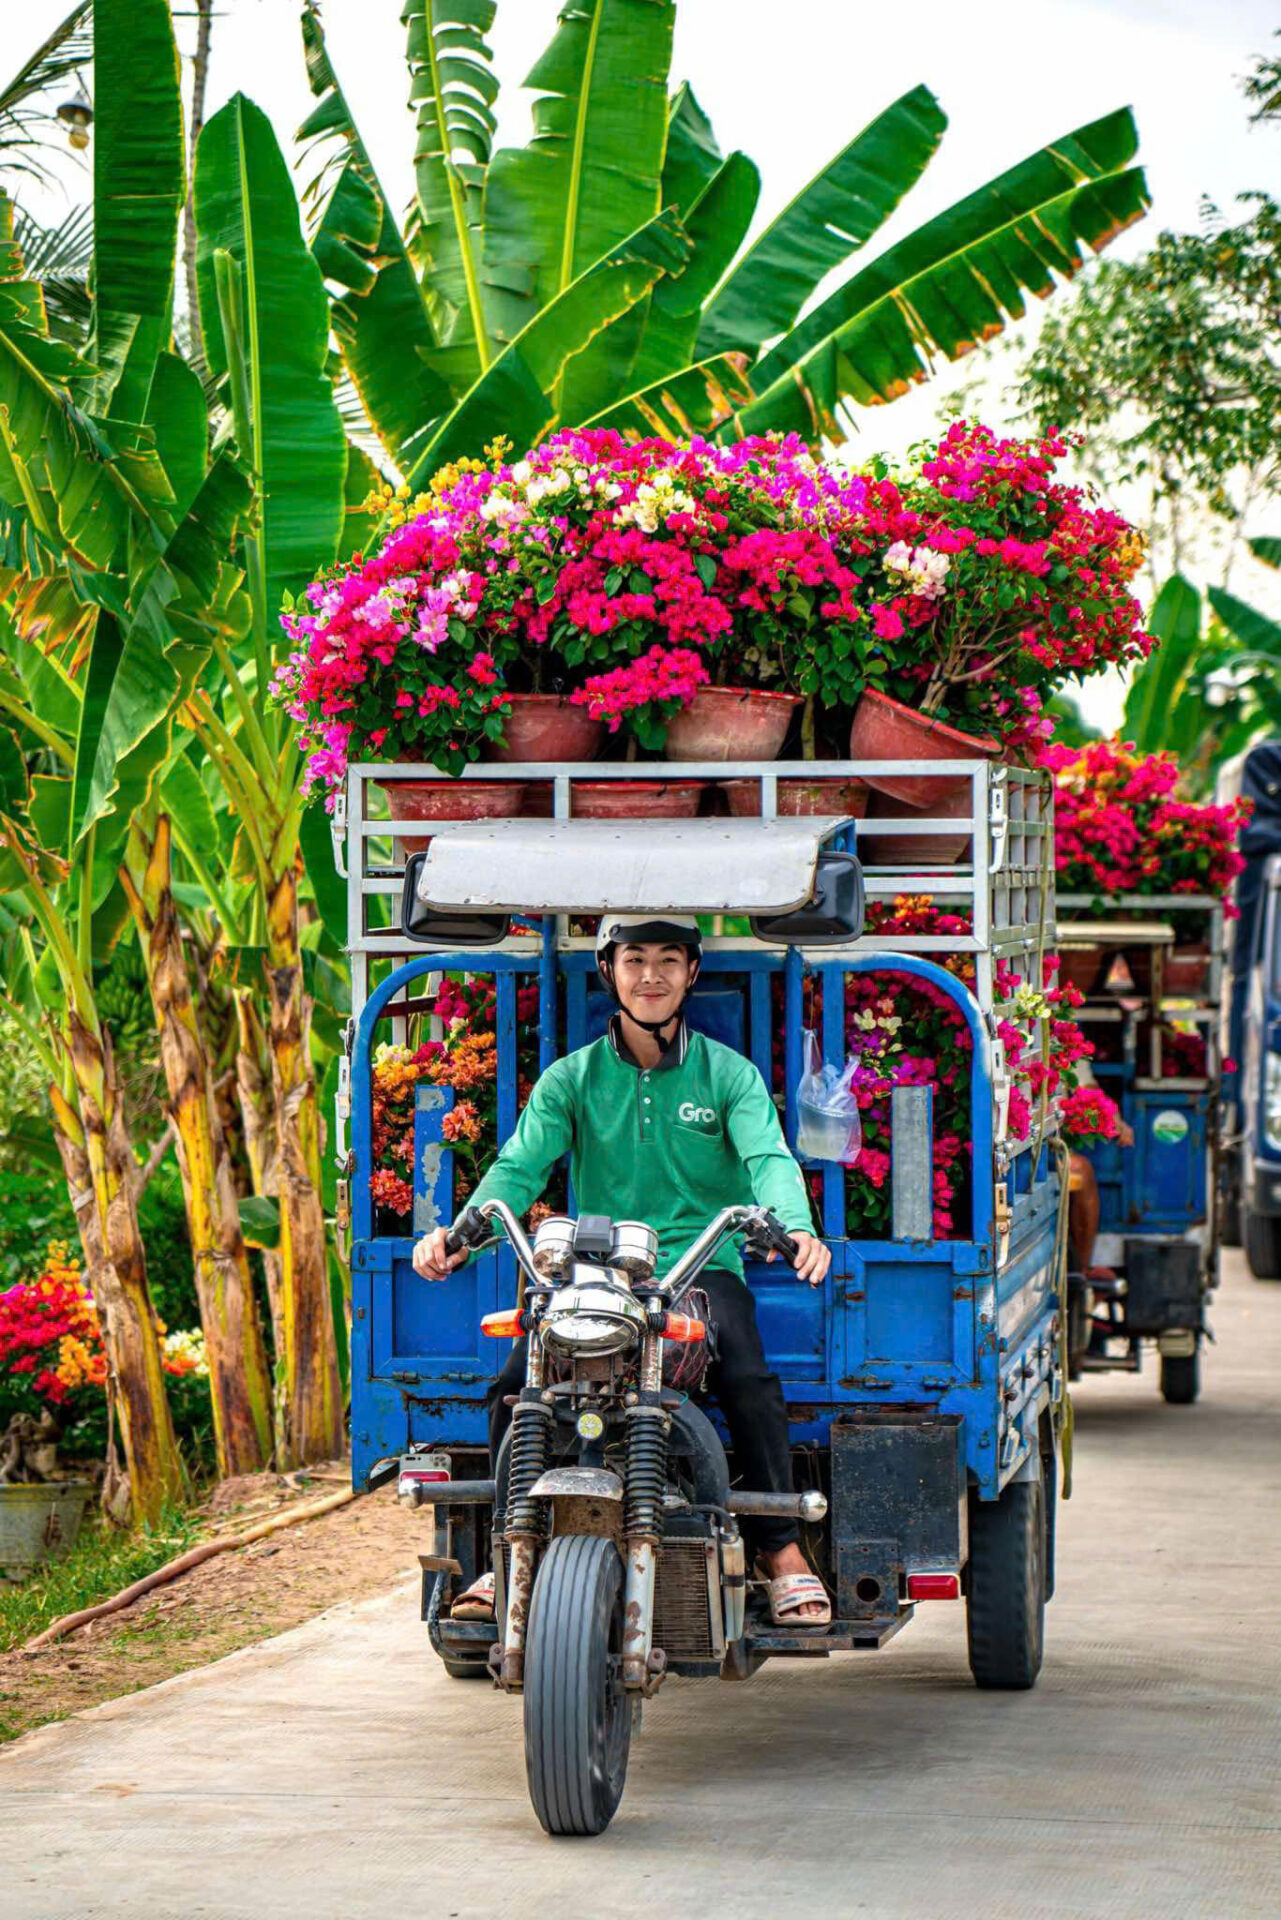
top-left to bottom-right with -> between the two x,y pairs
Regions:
0,2 -> 93,182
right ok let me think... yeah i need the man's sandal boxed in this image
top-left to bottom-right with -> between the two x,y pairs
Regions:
450,1570 -> 495,1620
762,1572 -> 831,1629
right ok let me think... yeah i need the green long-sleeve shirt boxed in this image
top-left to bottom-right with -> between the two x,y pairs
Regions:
469,1017 -> 814,1280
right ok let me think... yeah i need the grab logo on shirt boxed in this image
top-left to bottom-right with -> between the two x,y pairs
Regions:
677,1101 -> 718,1131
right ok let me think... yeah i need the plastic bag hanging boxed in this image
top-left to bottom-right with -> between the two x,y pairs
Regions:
795,1030 -> 863,1163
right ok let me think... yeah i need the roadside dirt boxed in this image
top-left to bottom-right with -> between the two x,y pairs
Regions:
0,1468 -> 427,1743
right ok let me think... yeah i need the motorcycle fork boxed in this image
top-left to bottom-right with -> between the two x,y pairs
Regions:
622,1332 -> 669,1693
498,1332 -> 549,1690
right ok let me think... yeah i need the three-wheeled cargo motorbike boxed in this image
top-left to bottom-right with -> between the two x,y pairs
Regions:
336,756 -> 1069,1834
1056,893 -> 1225,1403
1217,741 -> 1281,1280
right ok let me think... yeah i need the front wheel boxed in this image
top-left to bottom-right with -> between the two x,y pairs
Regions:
966,1478 -> 1046,1691
1160,1348 -> 1201,1404
524,1534 -> 632,1836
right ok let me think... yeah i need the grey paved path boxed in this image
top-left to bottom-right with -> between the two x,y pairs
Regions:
3,1250 -> 1279,1919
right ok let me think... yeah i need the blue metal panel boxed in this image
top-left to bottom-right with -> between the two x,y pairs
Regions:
348,945 -> 1048,1501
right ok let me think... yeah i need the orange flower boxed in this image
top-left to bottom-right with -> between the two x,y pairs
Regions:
442,1100 -> 482,1145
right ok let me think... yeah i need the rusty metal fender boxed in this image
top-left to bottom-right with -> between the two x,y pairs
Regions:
527,1467 -> 623,1501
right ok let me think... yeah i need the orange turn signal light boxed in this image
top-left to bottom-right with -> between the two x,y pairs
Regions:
480,1308 -> 525,1339
660,1313 -> 706,1344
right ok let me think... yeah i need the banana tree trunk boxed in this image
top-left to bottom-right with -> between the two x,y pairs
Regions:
235,988 -> 286,1363
264,853 -> 343,1466
57,1028 -> 185,1527
123,818 -> 273,1477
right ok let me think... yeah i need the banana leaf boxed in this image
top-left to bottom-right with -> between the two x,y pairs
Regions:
481,0 -> 675,351
1208,587 -> 1281,657
1249,536 -> 1281,571
735,111 -> 1149,438
1124,575 -> 1202,751
582,352 -> 754,440
403,0 -> 499,381
300,5 -> 452,467
194,93 -> 347,621
622,151 -> 759,396
406,204 -> 690,483
660,83 -> 723,217
696,86 -> 947,360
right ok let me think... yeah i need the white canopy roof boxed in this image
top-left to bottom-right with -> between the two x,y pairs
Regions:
410,816 -> 854,915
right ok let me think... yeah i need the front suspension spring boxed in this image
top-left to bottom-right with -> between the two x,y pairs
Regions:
624,1406 -> 669,1539
504,1399 -> 553,1536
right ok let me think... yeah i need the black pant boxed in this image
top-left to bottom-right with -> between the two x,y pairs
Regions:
486,1268 -> 799,1553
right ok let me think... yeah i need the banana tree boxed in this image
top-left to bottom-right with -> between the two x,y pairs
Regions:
0,0 -> 279,1500
189,90 -> 349,1467
300,1 -> 1149,473
1123,547 -> 1281,787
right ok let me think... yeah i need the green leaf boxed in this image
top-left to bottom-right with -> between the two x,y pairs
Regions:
238,1194 -> 281,1251
403,0 -> 499,386
1207,585 -> 1281,656
697,86 -> 946,360
581,351 -> 754,439
481,0 -> 675,349
91,0 -> 183,422
159,749 -> 221,869
144,350 -> 208,523
661,83 -> 723,217
299,5 -> 452,466
735,110 -> 1149,438
71,608 -> 178,852
407,204 -> 690,483
299,796 -> 347,948
1248,535 -> 1281,572
1124,574 -> 1201,752
617,150 -> 759,398
194,93 -> 347,623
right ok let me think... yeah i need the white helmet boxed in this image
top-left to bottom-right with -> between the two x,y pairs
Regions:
594,914 -> 703,971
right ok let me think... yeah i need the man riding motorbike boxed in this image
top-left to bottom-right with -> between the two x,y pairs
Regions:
413,914 -> 832,1625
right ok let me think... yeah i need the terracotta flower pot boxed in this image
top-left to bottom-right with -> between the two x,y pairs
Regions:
379,776 -> 521,859
1055,947 -> 1106,998
848,687 -> 1000,806
723,776 -> 870,819
858,786 -> 974,867
571,780 -> 704,819
664,686 -> 800,762
1164,946 -> 1210,996
489,693 -> 605,764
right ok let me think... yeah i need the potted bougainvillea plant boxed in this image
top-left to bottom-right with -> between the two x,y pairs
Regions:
273,421 -> 1150,828
1043,738 -> 1251,992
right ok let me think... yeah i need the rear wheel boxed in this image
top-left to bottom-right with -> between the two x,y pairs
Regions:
1245,1211 -> 1281,1280
1160,1349 -> 1201,1404
441,1652 -> 492,1680
966,1479 -> 1045,1691
524,1534 -> 631,1836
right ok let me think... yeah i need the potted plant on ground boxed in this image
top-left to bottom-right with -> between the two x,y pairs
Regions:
0,1243 -> 211,1572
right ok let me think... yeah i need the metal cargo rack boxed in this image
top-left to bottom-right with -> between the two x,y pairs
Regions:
1056,893 -> 1226,1088
336,757 -> 1055,1029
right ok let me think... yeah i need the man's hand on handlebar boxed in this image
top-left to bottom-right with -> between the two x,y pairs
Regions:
412,1227 -> 470,1281
769,1230 -> 830,1288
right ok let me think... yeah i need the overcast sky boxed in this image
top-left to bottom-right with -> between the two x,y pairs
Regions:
6,0 -> 1279,723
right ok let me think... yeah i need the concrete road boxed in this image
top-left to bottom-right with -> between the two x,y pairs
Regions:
4,1251 -> 1279,1920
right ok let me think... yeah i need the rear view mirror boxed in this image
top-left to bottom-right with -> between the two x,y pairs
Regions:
401,851 -> 511,949
750,851 -> 864,947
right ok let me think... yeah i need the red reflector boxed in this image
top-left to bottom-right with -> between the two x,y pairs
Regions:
907,1572 -> 961,1601
480,1308 -> 525,1338
662,1313 -> 706,1344
401,1469 -> 449,1483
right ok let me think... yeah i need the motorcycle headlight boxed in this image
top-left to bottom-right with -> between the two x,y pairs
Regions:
540,1310 -> 641,1358
538,1275 -> 647,1359
1265,1052 -> 1281,1152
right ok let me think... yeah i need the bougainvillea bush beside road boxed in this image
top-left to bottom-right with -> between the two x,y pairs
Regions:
273,424 -> 1151,795
1043,738 -> 1249,902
